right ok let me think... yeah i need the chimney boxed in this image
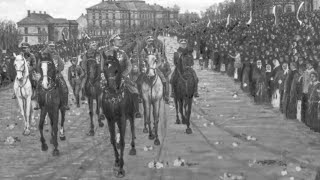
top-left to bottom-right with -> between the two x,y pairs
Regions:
39,11 -> 42,14
27,10 -> 31,17
44,11 -> 46,14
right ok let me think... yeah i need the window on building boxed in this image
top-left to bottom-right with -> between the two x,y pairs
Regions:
113,20 -> 115,26
24,27 -> 28,34
38,27 -> 41,34
100,20 -> 102,26
25,36 -> 28,42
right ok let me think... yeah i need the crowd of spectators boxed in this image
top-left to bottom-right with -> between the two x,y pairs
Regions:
190,10 -> 320,133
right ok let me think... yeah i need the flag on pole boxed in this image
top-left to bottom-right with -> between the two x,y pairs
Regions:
226,14 -> 230,27
207,19 -> 211,28
246,11 -> 252,26
297,2 -> 304,26
272,6 -> 279,26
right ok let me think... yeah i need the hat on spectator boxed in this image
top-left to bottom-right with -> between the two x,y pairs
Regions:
21,42 -> 30,48
109,34 -> 121,43
48,41 -> 55,46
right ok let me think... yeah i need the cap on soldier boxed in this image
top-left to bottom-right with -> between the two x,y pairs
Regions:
48,41 -> 55,46
179,38 -> 187,44
146,36 -> 154,42
21,42 -> 30,48
109,34 -> 121,42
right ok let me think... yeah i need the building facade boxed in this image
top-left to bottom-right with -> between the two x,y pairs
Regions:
86,0 -> 179,37
17,10 -> 78,46
252,0 -> 319,15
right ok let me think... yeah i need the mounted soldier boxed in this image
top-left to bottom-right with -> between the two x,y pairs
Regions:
101,34 -> 141,118
41,41 -> 70,111
170,35 -> 199,98
68,57 -> 85,107
139,34 -> 170,103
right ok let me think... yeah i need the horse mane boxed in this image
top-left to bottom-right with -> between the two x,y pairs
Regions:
22,55 -> 29,78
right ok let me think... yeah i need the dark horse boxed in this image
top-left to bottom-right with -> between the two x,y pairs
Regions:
38,52 -> 66,156
85,59 -> 104,136
102,59 -> 136,178
173,53 -> 195,134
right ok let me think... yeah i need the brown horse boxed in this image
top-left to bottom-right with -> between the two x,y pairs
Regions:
102,60 -> 136,178
85,59 -> 104,136
173,54 -> 195,134
139,55 -> 163,145
38,52 -> 67,156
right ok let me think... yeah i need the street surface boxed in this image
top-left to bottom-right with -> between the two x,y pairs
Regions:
0,36 -> 320,180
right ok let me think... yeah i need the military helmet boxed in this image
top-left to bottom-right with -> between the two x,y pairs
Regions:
146,36 -> 154,42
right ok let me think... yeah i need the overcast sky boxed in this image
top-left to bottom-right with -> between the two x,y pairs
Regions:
0,0 -> 224,22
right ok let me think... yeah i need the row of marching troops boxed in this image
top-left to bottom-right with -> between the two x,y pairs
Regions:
182,10 -> 320,133
11,28 -> 200,119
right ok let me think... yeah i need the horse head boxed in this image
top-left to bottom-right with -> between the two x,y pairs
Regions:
39,52 -> 56,89
145,54 -> 158,77
103,60 -> 122,92
13,53 -> 29,82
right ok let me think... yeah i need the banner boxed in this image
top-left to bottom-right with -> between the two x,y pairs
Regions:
246,11 -> 252,26
297,2 -> 304,26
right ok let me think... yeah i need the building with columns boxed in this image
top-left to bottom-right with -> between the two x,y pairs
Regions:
17,10 -> 78,46
86,0 -> 179,37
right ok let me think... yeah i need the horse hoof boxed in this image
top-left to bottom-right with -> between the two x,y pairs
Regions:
186,128 -> 193,134
99,115 -> 105,121
129,148 -> 136,156
23,129 -> 31,136
143,128 -> 148,134
52,149 -> 60,156
87,130 -> 95,136
115,169 -> 125,178
60,135 -> 66,141
31,121 -> 37,126
175,120 -> 181,125
149,134 -> 155,140
41,144 -> 48,151
99,122 -> 104,128
154,139 -> 160,146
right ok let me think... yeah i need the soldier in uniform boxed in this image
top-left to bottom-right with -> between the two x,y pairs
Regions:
101,34 -> 142,118
68,57 -> 85,107
170,37 -> 199,98
139,35 -> 170,103
43,41 -> 70,110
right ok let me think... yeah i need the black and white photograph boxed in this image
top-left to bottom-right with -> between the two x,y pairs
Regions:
1,0 -> 320,179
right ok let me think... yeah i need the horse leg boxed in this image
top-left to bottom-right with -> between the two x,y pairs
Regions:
142,100 -> 148,133
87,98 -> 95,136
39,109 -> 48,151
49,109 -> 60,156
24,96 -> 32,135
146,102 -> 154,140
59,108 -> 66,141
107,120 -> 120,170
174,97 -> 181,124
129,117 -> 136,156
30,100 -> 36,127
153,100 -> 161,146
17,96 -> 28,136
116,115 -> 126,178
96,94 -> 104,127
179,99 -> 186,124
186,99 -> 193,134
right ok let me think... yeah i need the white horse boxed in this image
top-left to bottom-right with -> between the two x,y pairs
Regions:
13,53 -> 36,136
